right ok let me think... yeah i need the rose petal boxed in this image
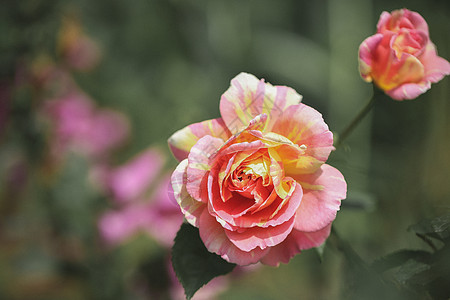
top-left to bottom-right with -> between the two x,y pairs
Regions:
213,181 -> 302,230
171,159 -> 206,227
260,223 -> 332,266
292,164 -> 346,232
219,73 -> 301,134
421,42 -> 450,83
387,81 -> 431,100
271,103 -> 334,173
168,118 -> 231,161
187,135 -> 224,202
199,210 -> 269,265
377,9 -> 429,35
225,215 -> 296,252
358,33 -> 384,82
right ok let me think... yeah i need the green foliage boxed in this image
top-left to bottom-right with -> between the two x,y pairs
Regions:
172,223 -> 236,300
409,213 -> 450,242
367,213 -> 450,300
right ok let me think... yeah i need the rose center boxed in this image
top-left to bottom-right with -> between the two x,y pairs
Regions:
230,154 -> 271,190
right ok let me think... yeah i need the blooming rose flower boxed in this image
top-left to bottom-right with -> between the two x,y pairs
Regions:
168,73 -> 346,266
358,9 -> 450,100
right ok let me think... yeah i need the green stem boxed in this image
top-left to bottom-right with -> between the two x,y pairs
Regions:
334,89 -> 378,149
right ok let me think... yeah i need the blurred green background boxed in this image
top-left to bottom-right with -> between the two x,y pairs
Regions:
1,0 -> 449,299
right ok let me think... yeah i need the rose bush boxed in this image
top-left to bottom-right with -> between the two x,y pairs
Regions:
168,73 -> 346,266
359,9 -> 450,100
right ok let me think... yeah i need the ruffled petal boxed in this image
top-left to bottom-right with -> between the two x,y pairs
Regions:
292,164 -> 346,232
260,223 -> 332,266
225,215 -> 295,252
219,73 -> 301,134
271,103 -> 334,174
421,42 -> 450,84
168,118 -> 231,161
358,33 -> 383,82
387,81 -> 431,100
187,135 -> 224,202
198,210 -> 269,265
170,159 -> 206,227
377,9 -> 429,35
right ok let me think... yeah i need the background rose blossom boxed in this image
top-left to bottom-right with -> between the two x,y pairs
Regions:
359,8 -> 450,100
169,73 -> 347,266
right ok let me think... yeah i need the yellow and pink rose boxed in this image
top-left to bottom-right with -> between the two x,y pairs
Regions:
168,73 -> 346,266
359,9 -> 450,100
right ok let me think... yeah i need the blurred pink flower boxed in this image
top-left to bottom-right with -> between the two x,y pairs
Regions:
98,149 -> 183,247
44,91 -> 129,160
105,148 -> 166,204
98,203 -> 152,245
359,9 -> 450,100
145,175 -> 184,247
98,176 -> 183,247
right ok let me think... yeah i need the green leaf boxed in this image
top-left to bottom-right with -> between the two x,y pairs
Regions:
370,250 -> 431,273
171,223 -> 236,300
394,259 -> 431,285
408,213 -> 450,242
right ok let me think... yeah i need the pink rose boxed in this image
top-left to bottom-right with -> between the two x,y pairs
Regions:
359,9 -> 450,100
168,73 -> 346,266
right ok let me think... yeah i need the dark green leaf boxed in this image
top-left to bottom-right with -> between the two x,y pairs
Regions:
171,223 -> 236,300
371,250 -> 431,273
408,213 -> 450,242
394,259 -> 431,285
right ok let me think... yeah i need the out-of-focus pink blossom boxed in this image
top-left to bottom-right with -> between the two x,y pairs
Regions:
97,148 -> 183,247
58,16 -> 102,72
105,149 -> 166,204
98,175 -> 183,247
44,91 -> 129,160
144,175 -> 184,247
98,203 -> 154,245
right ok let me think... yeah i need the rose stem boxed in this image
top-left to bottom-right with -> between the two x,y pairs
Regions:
334,86 -> 379,149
